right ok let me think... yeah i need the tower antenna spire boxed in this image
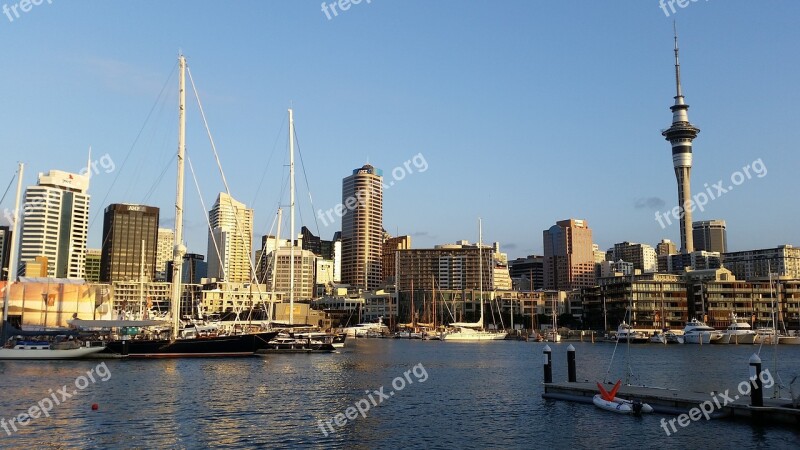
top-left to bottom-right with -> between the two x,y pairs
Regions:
673,21 -> 683,100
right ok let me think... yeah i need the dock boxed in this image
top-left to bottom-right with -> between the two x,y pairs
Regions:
540,344 -> 800,426
543,381 -> 800,424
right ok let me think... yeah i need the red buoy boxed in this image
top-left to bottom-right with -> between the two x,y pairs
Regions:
91,403 -> 99,411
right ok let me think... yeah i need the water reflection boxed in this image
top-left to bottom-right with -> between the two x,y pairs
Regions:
0,342 -> 798,448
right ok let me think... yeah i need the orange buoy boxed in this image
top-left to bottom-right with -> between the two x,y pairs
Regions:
91,404 -> 99,411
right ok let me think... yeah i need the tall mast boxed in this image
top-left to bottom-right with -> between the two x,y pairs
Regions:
270,207 -> 282,324
478,218 -> 483,328
138,239 -> 145,319
170,55 -> 187,340
2,162 -> 24,336
288,108 -> 295,326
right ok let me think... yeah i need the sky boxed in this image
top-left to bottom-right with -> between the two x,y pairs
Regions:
0,1 -> 798,260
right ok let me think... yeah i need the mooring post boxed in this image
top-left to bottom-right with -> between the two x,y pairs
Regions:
543,344 -> 552,384
749,353 -> 763,407
567,344 -> 576,382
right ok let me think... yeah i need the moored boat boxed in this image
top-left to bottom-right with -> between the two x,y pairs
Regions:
683,318 -> 724,344
722,313 -> 756,345
592,394 -> 654,415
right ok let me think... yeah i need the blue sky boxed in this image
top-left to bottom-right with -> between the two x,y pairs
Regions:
0,1 -> 798,259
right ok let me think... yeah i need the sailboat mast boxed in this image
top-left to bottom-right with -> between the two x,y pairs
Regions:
478,218 -> 483,327
289,108 -> 295,326
138,239 -> 145,319
170,55 -> 187,340
270,207 -> 282,324
2,162 -> 24,335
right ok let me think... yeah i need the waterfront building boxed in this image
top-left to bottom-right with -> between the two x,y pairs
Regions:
661,31 -> 700,254
582,272 -> 688,331
197,281 -> 272,317
155,228 -> 174,281
341,164 -> 383,291
721,245 -> 800,281
18,170 -> 90,279
100,204 -> 159,282
693,220 -> 727,254
84,248 -> 101,282
543,219 -> 595,291
206,192 -> 254,283
397,242 -> 493,292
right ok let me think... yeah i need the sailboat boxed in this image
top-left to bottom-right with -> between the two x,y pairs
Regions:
543,295 -> 561,343
260,108 -> 342,353
73,56 -> 277,357
441,219 -> 507,341
0,163 -> 106,360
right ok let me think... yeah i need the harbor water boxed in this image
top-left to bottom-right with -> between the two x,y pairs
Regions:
1,339 -> 799,449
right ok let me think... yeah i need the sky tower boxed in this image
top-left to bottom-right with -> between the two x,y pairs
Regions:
662,26 -> 700,254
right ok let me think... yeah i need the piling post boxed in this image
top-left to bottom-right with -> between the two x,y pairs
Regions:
543,345 -> 552,384
749,353 -> 763,407
567,344 -> 576,382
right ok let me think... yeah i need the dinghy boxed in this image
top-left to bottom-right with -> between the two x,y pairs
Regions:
592,381 -> 653,415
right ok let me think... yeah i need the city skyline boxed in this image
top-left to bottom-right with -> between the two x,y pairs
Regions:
1,2 -> 798,261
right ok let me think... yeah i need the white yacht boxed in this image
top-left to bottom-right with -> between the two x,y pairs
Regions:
343,318 -> 389,338
721,314 -> 756,345
616,322 -> 649,344
683,319 -> 724,344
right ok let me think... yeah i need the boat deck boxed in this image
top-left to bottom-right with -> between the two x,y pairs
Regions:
543,381 -> 800,424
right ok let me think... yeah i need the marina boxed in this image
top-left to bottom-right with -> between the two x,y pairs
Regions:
0,340 -> 798,448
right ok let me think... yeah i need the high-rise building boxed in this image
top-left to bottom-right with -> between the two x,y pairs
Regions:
662,31 -> 700,255
397,242 -> 493,292
508,255 -> 544,290
693,220 -> 727,254
255,234 -> 289,284
0,225 -> 10,281
100,204 -> 159,282
18,170 -> 90,279
608,242 -> 658,273
656,239 -> 677,256
341,164 -> 383,290
84,248 -> 101,282
264,247 -> 317,300
155,228 -> 174,281
206,192 -> 254,283
543,219 -> 595,291
166,253 -> 208,284
383,235 -> 411,284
